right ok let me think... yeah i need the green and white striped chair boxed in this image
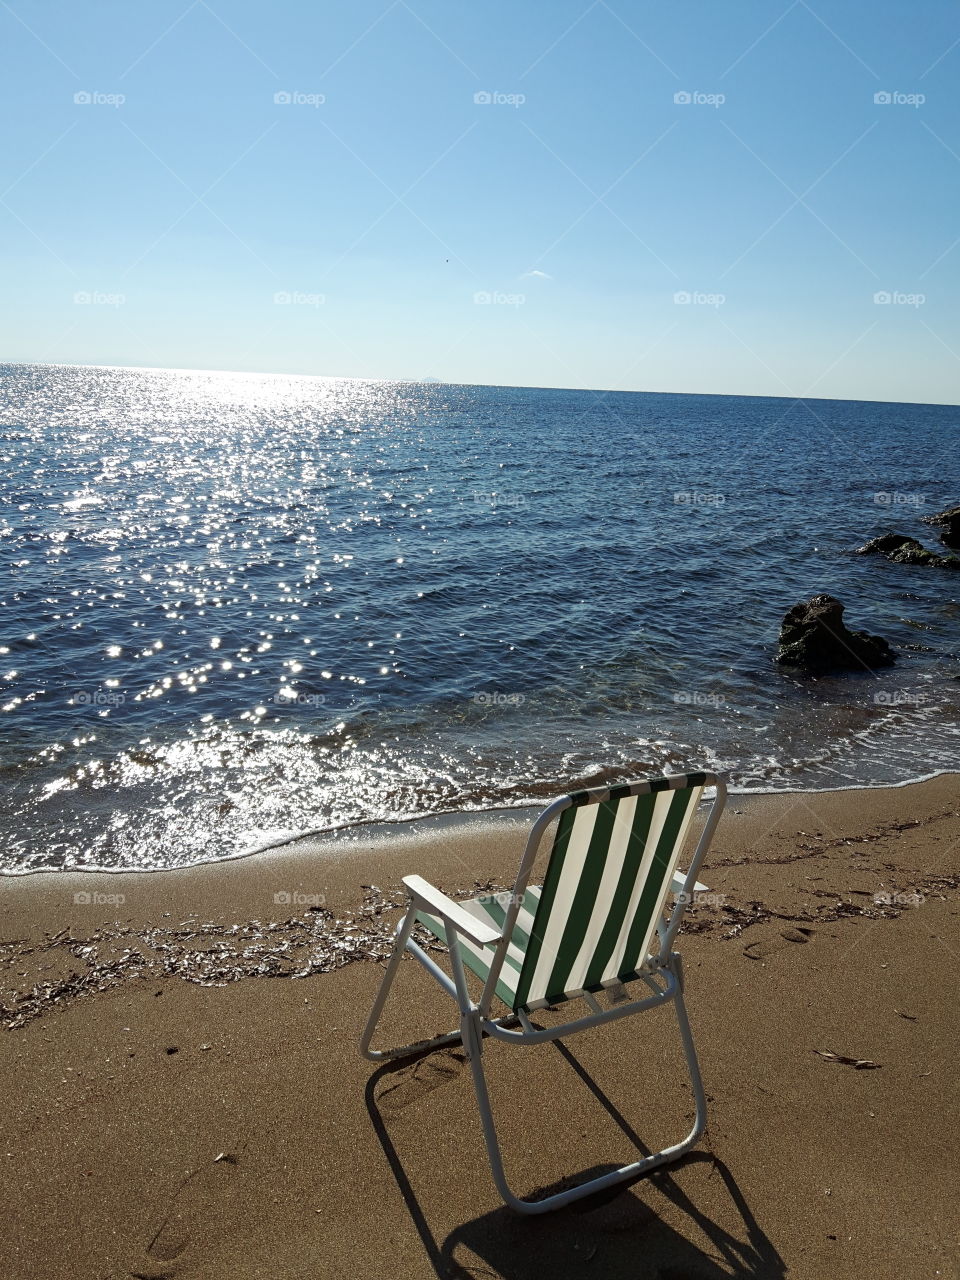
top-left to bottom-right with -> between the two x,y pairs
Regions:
361,771 -> 727,1214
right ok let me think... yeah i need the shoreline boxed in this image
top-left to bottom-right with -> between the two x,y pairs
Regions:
3,766 -> 957,880
4,773 -> 957,908
3,775 -> 958,1031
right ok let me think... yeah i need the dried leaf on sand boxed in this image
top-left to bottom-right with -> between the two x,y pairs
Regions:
813,1049 -> 881,1069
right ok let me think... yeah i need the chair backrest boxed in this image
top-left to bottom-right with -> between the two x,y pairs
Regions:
504,773 -> 720,1012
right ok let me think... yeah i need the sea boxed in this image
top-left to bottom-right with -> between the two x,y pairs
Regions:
0,363 -> 957,874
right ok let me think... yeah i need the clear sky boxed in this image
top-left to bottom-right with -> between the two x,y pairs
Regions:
2,1 -> 959,403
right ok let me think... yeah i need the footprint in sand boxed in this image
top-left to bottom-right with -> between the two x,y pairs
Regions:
122,1148 -> 244,1279
743,926 -> 814,961
375,1049 -> 466,1117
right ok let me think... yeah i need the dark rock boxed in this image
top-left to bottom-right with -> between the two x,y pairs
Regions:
857,532 -> 960,569
776,595 -> 896,670
856,533 -> 925,557
889,546 -> 959,568
921,505 -> 960,550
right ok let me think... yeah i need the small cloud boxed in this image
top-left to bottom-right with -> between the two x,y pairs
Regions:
520,269 -> 552,279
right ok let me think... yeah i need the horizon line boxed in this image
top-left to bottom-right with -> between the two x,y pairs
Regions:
3,358 -> 958,411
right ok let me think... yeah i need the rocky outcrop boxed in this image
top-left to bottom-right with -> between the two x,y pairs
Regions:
857,533 -> 960,569
857,533 -> 922,556
921,505 -> 960,550
776,595 -> 896,670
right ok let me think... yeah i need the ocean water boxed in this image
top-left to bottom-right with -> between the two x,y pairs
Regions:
0,363 -> 957,873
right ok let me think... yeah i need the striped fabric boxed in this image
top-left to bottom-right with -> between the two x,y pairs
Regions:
415,773 -> 705,1013
416,885 -> 543,1010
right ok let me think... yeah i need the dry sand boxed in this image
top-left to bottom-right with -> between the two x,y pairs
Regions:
1,777 -> 959,1279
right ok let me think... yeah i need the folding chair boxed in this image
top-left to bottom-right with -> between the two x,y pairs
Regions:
361,771 -> 727,1214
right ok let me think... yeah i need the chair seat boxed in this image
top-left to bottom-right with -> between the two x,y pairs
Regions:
416,870 -> 707,1013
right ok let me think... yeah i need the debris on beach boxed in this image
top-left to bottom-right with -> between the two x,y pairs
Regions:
0,885 -> 408,1030
2,859 -> 957,1031
813,1049 -> 881,1069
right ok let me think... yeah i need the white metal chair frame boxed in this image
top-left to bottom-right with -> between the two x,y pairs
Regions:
361,772 -> 727,1214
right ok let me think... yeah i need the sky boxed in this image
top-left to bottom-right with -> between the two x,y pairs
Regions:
1,0 -> 959,403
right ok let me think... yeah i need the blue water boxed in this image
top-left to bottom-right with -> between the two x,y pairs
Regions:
1,363 -> 958,872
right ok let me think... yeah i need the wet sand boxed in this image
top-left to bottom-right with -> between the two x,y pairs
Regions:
1,776 -> 958,1278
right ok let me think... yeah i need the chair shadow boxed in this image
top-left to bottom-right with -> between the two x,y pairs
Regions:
364,1042 -> 786,1280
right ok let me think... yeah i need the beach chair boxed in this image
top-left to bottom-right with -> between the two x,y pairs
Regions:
360,771 -> 727,1214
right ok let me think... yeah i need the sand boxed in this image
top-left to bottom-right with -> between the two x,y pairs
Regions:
1,777 -> 958,1279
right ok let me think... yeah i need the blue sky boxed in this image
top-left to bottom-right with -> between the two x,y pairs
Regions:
2,0 -> 959,402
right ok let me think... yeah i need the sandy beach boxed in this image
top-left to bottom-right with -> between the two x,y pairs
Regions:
2,776 -> 958,1279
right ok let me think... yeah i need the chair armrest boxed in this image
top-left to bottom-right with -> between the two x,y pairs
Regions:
670,869 -> 708,896
402,875 -> 502,947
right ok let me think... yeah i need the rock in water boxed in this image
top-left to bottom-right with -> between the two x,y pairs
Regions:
856,533 -> 924,556
776,595 -> 896,670
890,546 -> 960,568
856,532 -> 960,569
921,505 -> 960,550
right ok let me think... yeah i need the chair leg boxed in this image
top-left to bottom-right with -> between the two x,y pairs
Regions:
460,1009 -> 529,1213
464,979 -> 708,1215
672,979 -> 707,1144
360,911 -> 465,1062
